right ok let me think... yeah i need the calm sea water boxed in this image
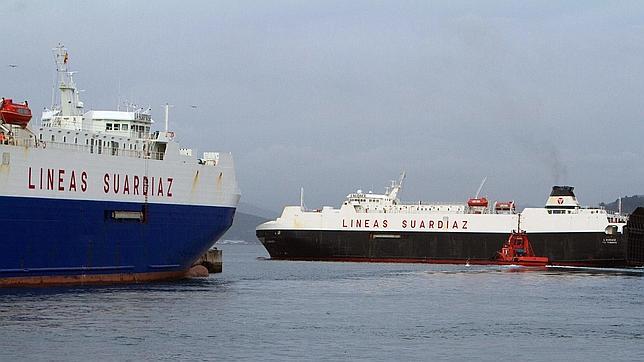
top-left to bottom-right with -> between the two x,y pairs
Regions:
0,243 -> 643,361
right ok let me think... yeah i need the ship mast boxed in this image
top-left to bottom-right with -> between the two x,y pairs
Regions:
475,177 -> 487,199
164,103 -> 171,132
387,171 -> 406,201
53,44 -> 83,117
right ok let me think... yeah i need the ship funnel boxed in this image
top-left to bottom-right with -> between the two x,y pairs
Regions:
545,185 -> 580,209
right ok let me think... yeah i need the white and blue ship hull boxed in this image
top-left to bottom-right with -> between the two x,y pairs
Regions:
0,142 -> 240,286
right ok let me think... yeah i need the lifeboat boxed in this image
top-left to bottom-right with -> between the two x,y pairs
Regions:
467,197 -> 488,207
0,98 -> 32,128
497,231 -> 548,267
494,201 -> 515,212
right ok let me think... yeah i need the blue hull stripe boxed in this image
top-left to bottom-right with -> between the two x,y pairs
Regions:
0,196 -> 235,279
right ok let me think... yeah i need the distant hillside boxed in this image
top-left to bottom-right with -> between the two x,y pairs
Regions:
237,201 -> 279,219
600,195 -> 644,214
215,202 -> 279,244
220,211 -> 268,243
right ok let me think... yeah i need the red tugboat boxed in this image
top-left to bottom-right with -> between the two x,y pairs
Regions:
497,230 -> 549,267
0,98 -> 32,128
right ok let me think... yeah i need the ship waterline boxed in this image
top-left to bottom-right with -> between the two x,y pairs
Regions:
257,229 -> 625,267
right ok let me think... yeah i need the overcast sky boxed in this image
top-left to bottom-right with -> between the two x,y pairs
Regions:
3,1 -> 644,212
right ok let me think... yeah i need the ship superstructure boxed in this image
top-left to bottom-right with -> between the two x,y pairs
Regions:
257,174 -> 633,267
0,45 -> 240,286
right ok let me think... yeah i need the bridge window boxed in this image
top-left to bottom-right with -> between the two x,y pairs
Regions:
122,124 -> 128,131
106,123 -> 112,131
114,124 -> 120,131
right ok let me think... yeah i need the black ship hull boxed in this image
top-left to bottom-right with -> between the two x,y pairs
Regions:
257,229 -> 631,267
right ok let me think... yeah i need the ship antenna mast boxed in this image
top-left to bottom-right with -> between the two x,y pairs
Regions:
399,171 -> 406,188
300,187 -> 307,211
475,176 -> 487,199
52,43 -> 83,117
164,103 -> 173,132
387,171 -> 406,201
49,67 -> 57,110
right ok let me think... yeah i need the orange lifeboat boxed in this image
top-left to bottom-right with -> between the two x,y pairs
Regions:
0,98 -> 32,128
467,197 -> 488,207
497,231 -> 548,266
494,201 -> 515,212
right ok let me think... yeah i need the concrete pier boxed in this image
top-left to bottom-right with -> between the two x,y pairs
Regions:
194,248 -> 223,273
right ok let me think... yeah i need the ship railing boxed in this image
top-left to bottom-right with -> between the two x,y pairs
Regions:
397,203 -> 467,210
141,150 -> 164,160
42,140 -> 92,153
360,207 -> 469,214
11,138 -> 166,160
410,201 -> 468,206
3,137 -> 37,148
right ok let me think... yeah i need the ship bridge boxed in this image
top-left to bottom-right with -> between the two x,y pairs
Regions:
343,173 -> 405,211
345,191 -> 396,206
4,44 -> 223,168
84,109 -> 153,139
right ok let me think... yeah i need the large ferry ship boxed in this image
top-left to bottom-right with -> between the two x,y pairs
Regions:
256,173 -> 640,267
0,45 -> 240,286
